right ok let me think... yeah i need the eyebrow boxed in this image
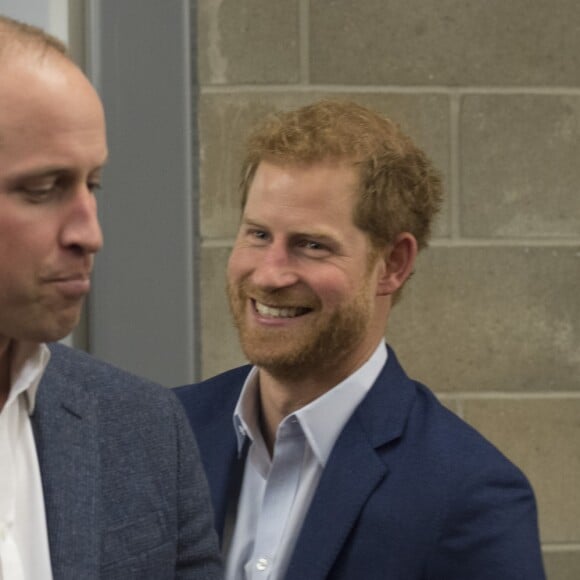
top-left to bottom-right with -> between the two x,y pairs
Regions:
5,162 -> 107,183
241,217 -> 265,227
241,218 -> 340,245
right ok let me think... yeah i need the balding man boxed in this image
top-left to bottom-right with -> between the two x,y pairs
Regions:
0,15 -> 221,579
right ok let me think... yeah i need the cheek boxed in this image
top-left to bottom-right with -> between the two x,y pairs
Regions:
1,224 -> 45,257
0,217 -> 26,255
0,205 -> 56,249
305,271 -> 354,308
311,266 -> 375,309
227,246 -> 254,282
0,236 -> 31,294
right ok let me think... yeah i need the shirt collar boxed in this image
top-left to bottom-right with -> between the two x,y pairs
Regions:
295,342 -> 386,466
7,341 -> 51,415
232,342 -> 387,465
233,366 -> 261,454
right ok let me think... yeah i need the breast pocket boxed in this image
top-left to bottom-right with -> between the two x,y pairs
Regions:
101,511 -> 176,578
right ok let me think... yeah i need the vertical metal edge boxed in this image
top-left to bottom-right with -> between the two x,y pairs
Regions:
183,0 -> 199,381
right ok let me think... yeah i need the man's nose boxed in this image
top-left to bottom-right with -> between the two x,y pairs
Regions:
59,186 -> 104,254
251,243 -> 299,289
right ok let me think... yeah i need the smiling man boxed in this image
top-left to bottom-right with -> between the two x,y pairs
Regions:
177,100 -> 545,579
0,15 -> 220,579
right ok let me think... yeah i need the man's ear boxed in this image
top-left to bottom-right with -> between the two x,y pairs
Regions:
376,233 -> 418,296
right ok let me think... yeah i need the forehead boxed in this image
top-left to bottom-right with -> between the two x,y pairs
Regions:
243,161 -> 370,248
245,160 -> 359,213
0,52 -> 107,164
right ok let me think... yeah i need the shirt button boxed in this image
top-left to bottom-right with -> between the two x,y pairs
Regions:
256,557 -> 269,571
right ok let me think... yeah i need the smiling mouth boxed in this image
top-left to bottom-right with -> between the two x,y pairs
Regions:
253,300 -> 311,319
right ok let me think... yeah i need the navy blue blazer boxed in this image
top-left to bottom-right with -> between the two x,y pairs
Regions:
32,343 -> 222,580
177,345 -> 545,580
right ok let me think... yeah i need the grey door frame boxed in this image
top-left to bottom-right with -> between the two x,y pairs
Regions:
85,0 -> 200,386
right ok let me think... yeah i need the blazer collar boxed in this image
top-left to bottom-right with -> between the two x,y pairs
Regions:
31,349 -> 101,579
285,345 -> 417,579
191,369 -> 249,543
357,344 -> 417,448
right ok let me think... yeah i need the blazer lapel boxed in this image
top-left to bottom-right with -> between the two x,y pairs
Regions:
285,345 -> 417,580
32,365 -> 100,579
286,416 -> 388,580
187,387 -> 243,544
205,423 -> 244,544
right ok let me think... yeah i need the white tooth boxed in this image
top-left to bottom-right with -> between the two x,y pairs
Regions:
255,302 -> 301,318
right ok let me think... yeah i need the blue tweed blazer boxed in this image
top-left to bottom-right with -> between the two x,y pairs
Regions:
177,344 -> 545,580
31,343 -> 222,580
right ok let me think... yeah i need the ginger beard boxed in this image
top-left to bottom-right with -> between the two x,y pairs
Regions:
227,272 -> 375,381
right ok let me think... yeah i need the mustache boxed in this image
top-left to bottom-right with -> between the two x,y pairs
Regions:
229,279 -> 321,309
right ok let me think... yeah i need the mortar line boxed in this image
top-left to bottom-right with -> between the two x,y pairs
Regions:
435,392 -> 580,400
542,543 -> 580,551
449,91 -> 462,239
430,238 -> 580,247
299,0 -> 310,84
201,84 -> 580,96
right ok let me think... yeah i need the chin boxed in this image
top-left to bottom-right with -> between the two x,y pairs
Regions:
241,341 -> 317,376
35,315 -> 80,344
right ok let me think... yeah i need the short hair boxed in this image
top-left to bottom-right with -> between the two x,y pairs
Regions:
239,99 -> 443,252
0,14 -> 68,62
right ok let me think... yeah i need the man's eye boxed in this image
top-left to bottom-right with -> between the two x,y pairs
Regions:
247,229 -> 268,241
22,186 -> 55,202
88,182 -> 102,193
299,239 -> 324,251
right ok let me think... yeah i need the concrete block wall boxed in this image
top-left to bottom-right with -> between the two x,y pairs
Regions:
196,2 -> 580,577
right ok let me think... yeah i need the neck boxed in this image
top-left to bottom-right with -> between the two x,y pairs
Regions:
255,339 -> 385,454
256,364 -> 352,455
0,339 -> 13,411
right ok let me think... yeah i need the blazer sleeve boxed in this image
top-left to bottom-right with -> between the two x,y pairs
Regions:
428,461 -> 545,580
171,394 -> 223,579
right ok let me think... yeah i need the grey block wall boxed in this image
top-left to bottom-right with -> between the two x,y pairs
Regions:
196,2 -> 580,576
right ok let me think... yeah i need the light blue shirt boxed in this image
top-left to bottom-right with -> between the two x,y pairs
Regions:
225,342 -> 388,580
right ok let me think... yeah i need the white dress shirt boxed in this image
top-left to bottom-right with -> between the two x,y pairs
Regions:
0,342 -> 53,580
225,342 -> 387,580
